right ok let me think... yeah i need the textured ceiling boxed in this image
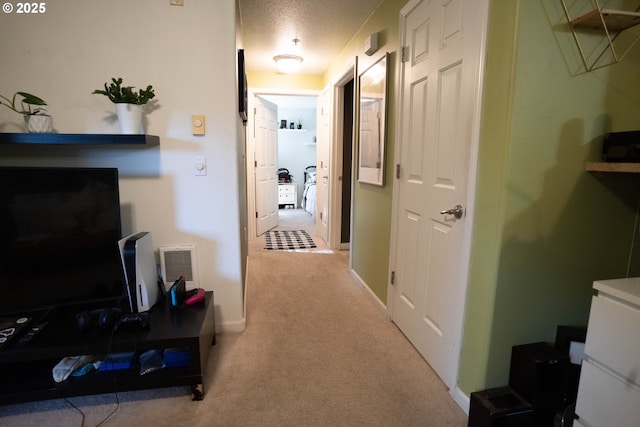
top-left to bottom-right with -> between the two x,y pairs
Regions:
238,0 -> 384,74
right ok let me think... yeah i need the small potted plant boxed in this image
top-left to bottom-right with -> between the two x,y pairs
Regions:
0,91 -> 53,133
297,117 -> 304,129
93,77 -> 155,134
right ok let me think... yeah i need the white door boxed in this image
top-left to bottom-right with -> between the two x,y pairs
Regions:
316,86 -> 330,242
254,96 -> 279,236
391,0 -> 486,389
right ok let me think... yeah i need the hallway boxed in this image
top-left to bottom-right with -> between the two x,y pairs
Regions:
239,209 -> 468,425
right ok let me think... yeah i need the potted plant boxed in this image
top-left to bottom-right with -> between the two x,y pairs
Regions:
297,117 -> 304,129
93,77 -> 155,134
0,91 -> 53,133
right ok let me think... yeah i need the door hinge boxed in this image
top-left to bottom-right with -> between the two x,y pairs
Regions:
401,46 -> 409,63
254,160 -> 257,167
396,164 -> 400,179
255,211 -> 258,218
391,271 -> 396,285
253,107 -> 257,115
319,212 -> 323,220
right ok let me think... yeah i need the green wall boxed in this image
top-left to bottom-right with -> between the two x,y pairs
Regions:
459,0 -> 640,393
324,0 -> 404,303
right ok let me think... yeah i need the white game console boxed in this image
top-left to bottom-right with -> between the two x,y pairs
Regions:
118,232 -> 159,313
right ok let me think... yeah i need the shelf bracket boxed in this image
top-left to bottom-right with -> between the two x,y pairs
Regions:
561,0 -> 640,71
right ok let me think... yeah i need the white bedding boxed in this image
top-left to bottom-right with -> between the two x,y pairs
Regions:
302,182 -> 316,216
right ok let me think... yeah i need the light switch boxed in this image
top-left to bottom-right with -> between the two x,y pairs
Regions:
194,156 -> 207,176
192,115 -> 205,135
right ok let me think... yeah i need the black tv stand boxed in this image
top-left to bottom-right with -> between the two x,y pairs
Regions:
0,292 -> 215,405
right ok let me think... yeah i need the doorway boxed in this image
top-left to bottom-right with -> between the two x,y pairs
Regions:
246,90 -> 321,240
262,94 -> 318,231
246,85 -> 356,252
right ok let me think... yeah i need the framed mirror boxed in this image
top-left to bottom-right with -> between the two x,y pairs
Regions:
357,52 -> 388,186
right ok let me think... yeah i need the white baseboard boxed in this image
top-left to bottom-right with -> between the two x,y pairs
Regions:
349,268 -> 388,318
219,319 -> 246,333
452,386 -> 470,414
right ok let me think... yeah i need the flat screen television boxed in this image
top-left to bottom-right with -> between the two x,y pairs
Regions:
0,166 -> 125,316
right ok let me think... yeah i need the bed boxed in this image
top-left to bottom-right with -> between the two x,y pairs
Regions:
301,165 -> 316,217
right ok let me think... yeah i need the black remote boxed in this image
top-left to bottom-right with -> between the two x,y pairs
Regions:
116,312 -> 150,330
14,321 -> 48,347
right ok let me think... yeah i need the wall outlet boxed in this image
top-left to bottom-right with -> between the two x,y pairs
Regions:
170,0 -> 184,6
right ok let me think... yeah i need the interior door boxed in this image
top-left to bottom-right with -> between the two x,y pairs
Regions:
254,96 -> 279,236
316,86 -> 330,243
391,0 -> 485,389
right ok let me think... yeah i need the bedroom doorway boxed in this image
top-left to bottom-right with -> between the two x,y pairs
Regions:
262,94 -> 318,231
247,91 -> 320,238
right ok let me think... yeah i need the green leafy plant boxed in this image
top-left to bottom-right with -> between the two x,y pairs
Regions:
93,77 -> 155,105
0,92 -> 47,115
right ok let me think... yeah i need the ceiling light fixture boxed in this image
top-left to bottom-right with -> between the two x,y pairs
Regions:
273,37 -> 303,73
273,54 -> 304,73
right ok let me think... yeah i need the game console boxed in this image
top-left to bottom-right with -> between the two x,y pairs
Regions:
118,232 -> 159,313
169,275 -> 187,308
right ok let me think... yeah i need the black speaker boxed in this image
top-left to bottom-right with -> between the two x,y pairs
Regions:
468,386 -> 533,427
602,130 -> 640,162
509,342 -> 570,410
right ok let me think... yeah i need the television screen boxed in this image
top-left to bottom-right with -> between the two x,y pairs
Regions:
0,167 -> 125,316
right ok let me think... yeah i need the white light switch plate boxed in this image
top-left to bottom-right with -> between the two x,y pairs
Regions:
194,156 -> 207,176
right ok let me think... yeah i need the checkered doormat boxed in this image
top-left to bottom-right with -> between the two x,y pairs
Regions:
264,230 -> 317,250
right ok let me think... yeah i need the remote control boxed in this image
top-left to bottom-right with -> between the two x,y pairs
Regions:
116,312 -> 150,330
14,321 -> 48,347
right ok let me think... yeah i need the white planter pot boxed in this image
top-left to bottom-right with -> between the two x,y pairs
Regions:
24,115 -> 53,133
116,103 -> 143,134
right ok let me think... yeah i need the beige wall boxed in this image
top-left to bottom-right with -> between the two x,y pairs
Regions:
0,0 -> 246,331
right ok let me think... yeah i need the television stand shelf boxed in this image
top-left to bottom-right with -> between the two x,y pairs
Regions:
0,292 -> 215,405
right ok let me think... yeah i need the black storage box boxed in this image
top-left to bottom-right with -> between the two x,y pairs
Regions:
468,386 -> 533,427
509,342 -> 570,410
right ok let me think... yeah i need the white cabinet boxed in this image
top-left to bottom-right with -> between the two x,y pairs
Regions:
574,278 -> 640,427
278,183 -> 297,208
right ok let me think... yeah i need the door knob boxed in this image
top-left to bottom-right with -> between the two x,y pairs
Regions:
440,204 -> 463,219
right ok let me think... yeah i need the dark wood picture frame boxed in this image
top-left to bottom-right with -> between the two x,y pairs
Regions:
238,49 -> 248,123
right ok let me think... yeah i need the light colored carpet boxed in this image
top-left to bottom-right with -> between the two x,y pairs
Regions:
0,209 -> 467,426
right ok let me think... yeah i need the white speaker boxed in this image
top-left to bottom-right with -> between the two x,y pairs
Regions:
159,245 -> 199,291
